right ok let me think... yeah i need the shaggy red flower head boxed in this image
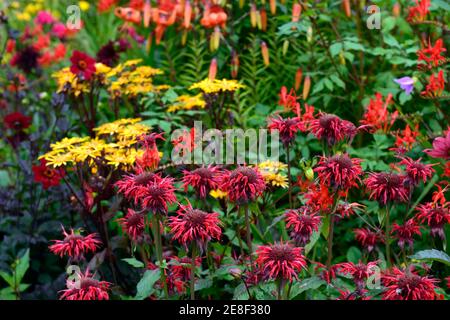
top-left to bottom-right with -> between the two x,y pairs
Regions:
169,202 -> 222,249
391,219 -> 422,250
255,242 -> 306,281
417,39 -> 446,69
115,171 -> 163,205
70,50 -> 96,80
60,270 -> 111,300
4,112 -> 32,131
354,228 -> 383,253
337,288 -> 371,300
335,202 -> 364,219
398,157 -> 435,187
337,261 -> 378,289
314,262 -> 339,284
182,166 -> 221,199
285,206 -> 322,246
421,70 -> 445,98
140,176 -> 177,215
360,93 -> 397,133
314,154 -> 363,191
382,267 -> 439,300
407,0 -> 430,23
49,227 -> 101,260
416,202 -> 450,239
365,172 -> 409,205
424,130 -> 450,160
32,159 -> 65,189
267,115 -> 304,146
219,166 -> 265,204
309,113 -> 357,145
117,208 -> 145,241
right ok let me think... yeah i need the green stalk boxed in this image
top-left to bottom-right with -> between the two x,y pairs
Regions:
152,214 -> 169,299
190,244 -> 198,300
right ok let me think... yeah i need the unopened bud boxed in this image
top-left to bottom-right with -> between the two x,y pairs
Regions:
303,75 -> 311,100
261,41 -> 270,66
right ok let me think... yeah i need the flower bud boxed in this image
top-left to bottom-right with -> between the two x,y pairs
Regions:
303,75 -> 311,100
143,0 -> 151,27
261,41 -> 270,66
250,3 -> 257,28
209,58 -> 218,81
270,0 -> 277,14
343,0 -> 351,18
295,68 -> 303,91
305,167 -> 314,181
393,3 -> 401,17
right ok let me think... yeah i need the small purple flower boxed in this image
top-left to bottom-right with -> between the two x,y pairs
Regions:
394,77 -> 415,95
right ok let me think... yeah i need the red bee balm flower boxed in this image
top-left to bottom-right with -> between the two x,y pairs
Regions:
117,209 -> 145,241
391,219 -> 422,249
255,242 -> 306,281
398,157 -> 434,187
285,206 -> 322,246
182,166 -> 221,199
32,159 -> 65,189
416,202 -> 450,239
49,227 -> 101,260
366,172 -> 409,205
424,131 -> 450,160
141,177 -> 177,215
60,270 -> 111,300
169,202 -> 221,249
220,167 -> 265,204
4,112 -> 32,131
337,261 -> 378,289
267,115 -> 304,146
70,50 -> 96,80
382,267 -> 439,300
314,154 -> 363,190
354,228 -> 383,253
309,113 -> 357,145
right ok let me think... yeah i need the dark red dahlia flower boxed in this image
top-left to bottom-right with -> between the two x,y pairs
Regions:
391,219 -> 421,250
32,159 -> 65,189
70,50 -> 96,80
169,202 -> 222,249
315,154 -> 363,190
255,242 -> 306,281
416,202 -> 450,239
365,172 -> 409,205
219,166 -> 265,204
4,112 -> 32,131
267,115 -> 304,146
398,157 -> 435,187
309,113 -> 357,145
182,166 -> 221,199
115,171 -> 162,204
354,228 -> 383,253
117,208 -> 145,241
424,131 -> 450,160
285,206 -> 322,246
49,227 -> 101,260
337,261 -> 378,289
60,270 -> 111,300
10,46 -> 40,73
382,267 -> 439,300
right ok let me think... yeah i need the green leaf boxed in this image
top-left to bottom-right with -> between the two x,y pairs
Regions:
346,246 -> 362,263
122,258 -> 145,268
289,277 -> 326,299
382,16 -> 396,33
409,249 -> 450,266
135,269 -> 161,300
329,42 -> 343,57
232,283 -> 249,300
0,271 -> 14,287
0,171 -> 11,187
15,249 -> 30,285
195,278 -> 212,291
305,229 -> 321,255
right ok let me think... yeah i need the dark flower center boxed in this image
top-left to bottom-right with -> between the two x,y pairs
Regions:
43,168 -> 55,178
268,244 -> 294,262
80,278 -> 99,289
383,173 -> 402,187
127,212 -> 143,226
193,167 -> 213,179
319,114 -> 338,129
232,167 -> 258,183
332,155 -> 353,169
134,172 -> 157,186
78,60 -> 87,70
147,185 -> 165,197
185,209 -> 208,226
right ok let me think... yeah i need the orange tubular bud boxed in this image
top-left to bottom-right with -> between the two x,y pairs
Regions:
303,76 -> 311,100
210,26 -> 221,51
343,0 -> 351,18
250,3 -> 257,28
260,9 -> 267,31
392,3 -> 401,17
295,68 -> 303,92
292,3 -> 302,23
231,50 -> 239,79
209,58 -> 218,81
261,41 -> 270,66
270,0 -> 276,15
184,0 -> 192,29
143,0 -> 151,27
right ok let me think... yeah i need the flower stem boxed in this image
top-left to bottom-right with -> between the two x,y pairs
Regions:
286,144 -> 293,209
385,205 -> 391,268
244,204 -> 253,262
190,245 -> 197,300
326,213 -> 335,270
152,214 -> 169,299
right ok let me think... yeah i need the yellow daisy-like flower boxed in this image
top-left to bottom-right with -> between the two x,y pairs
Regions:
94,118 -> 143,136
78,1 -> 90,11
258,160 -> 288,172
52,68 -> 89,96
167,94 -> 206,112
43,152 -> 74,168
262,172 -> 289,189
210,189 -> 228,199
118,123 -> 151,141
190,78 -> 245,94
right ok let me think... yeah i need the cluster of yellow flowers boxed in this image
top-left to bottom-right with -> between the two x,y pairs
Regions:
52,59 -> 167,98
39,118 -> 151,169
257,160 -> 289,189
8,0 -> 89,22
167,94 -> 206,112
189,78 -> 245,94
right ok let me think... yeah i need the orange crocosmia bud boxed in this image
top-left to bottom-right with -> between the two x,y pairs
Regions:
6,39 -> 16,53
270,0 -> 277,14
209,58 -> 218,81
393,3 -> 401,17
250,3 -> 257,28
143,0 -> 151,27
260,9 -> 267,31
295,68 -> 303,92
303,76 -> 311,100
342,0 -> 351,18
292,3 -> 302,23
261,41 -> 270,66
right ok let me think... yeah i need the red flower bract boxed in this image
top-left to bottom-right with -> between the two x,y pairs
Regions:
314,154 -> 363,190
4,112 -> 32,131
354,228 -> 383,253
285,206 -> 322,246
182,166 -> 221,199
117,208 -> 145,241
49,227 -> 101,260
309,113 -> 357,145
267,115 -> 304,146
424,130 -> 450,160
60,270 -> 111,300
32,159 -> 65,189
398,157 -> 435,187
382,267 -> 439,300
220,166 -> 265,204
365,172 -> 409,205
417,38 -> 446,69
70,50 -> 96,80
391,219 -> 421,250
255,242 -> 306,281
169,202 -> 221,249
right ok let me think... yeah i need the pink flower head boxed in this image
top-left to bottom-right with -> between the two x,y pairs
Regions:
35,11 -> 55,25
424,131 -> 450,160
309,113 -> 358,145
115,171 -> 163,205
314,154 -> 363,191
255,242 -> 306,281
285,206 -> 322,246
267,115 -> 304,146
391,219 -> 422,250
140,176 -> 177,215
182,166 -> 221,199
60,269 -> 111,300
49,227 -> 101,260
117,208 -> 145,241
366,172 -> 409,205
220,166 -> 265,204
